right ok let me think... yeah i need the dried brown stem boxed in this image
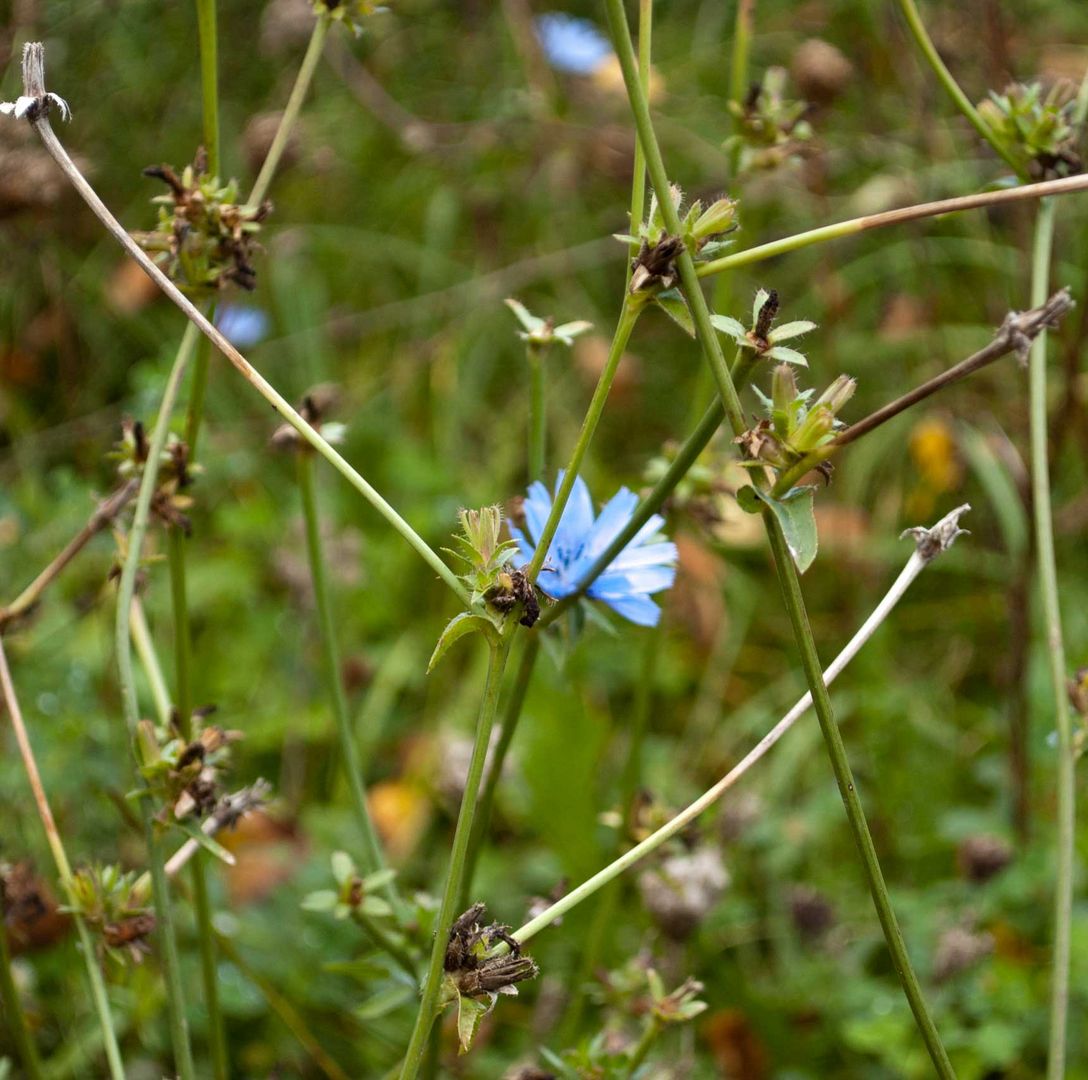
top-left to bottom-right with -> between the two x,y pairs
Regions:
0,479 -> 138,632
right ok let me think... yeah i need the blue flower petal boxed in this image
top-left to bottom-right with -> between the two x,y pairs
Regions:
216,305 -> 270,348
627,513 -> 669,547
522,481 -> 553,545
508,524 -> 535,567
551,472 -> 594,564
601,592 -> 662,626
592,564 -> 675,597
608,541 -> 679,572
585,486 -> 640,559
534,13 -> 613,76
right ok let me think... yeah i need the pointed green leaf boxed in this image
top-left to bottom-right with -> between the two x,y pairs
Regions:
748,486 -> 819,572
362,867 -> 398,892
710,314 -> 748,342
766,345 -> 808,367
504,298 -> 545,335
553,320 -> 593,344
428,613 -> 497,674
331,850 -> 356,885
771,320 -> 817,342
654,291 -> 695,337
456,993 -> 493,1054
175,819 -> 236,867
359,895 -> 394,919
301,890 -> 339,913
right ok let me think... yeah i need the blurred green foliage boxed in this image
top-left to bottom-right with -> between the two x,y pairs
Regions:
1,0 -> 1088,1076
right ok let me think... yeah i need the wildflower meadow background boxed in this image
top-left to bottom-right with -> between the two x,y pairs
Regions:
1,1 -> 1088,1077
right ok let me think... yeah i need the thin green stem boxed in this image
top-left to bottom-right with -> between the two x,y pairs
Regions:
626,1017 -> 661,1077
537,353 -> 748,630
1030,199 -> 1074,1080
894,0 -> 1020,174
460,636 -> 540,903
250,16 -> 331,205
623,0 -> 652,285
184,312 -> 215,460
129,598 -> 173,731
297,451 -> 397,907
0,886 -> 44,1080
399,637 -> 513,1080
695,172 -> 1088,280
352,911 -> 419,983
167,532 -> 194,737
525,296 -> 643,580
763,511 -> 954,1077
728,0 -> 753,107
602,0 -> 746,441
195,0 -> 220,178
115,323 -> 200,1080
166,534 -> 227,1080
214,932 -> 352,1080
0,638 -> 126,1080
527,345 -> 547,481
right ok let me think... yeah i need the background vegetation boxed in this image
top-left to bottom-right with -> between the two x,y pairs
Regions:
1,0 -> 1087,1076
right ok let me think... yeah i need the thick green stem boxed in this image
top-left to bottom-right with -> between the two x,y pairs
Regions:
763,512 -> 954,1077
525,297 -> 643,580
0,888 -> 44,1080
894,0 -> 1021,174
399,637 -> 513,1080
527,345 -> 547,481
622,0 -> 652,285
250,17 -> 331,205
460,636 -> 540,902
1029,200 -> 1074,1080
195,0 -> 220,177
602,0 -> 747,441
166,535 -> 227,1080
115,324 -> 200,1080
297,451 -> 396,907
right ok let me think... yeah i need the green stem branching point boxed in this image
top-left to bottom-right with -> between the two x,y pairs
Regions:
1029,200 -> 1075,1080
297,450 -> 397,907
399,637 -> 513,1080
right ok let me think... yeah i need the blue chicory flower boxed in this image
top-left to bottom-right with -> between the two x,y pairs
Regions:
216,304 -> 271,348
509,473 -> 677,627
533,13 -> 613,76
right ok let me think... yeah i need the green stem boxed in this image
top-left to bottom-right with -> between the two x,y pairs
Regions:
214,932 -> 352,1080
537,351 -> 752,630
1030,199 -> 1074,1080
626,1016 -> 661,1077
353,911 -> 419,983
130,598 -> 173,728
763,511 -> 954,1077
115,323 -> 200,1080
623,0 -> 652,285
602,0 -> 746,441
195,0 -> 220,178
184,313 -> 215,461
167,533 -> 194,737
399,637 -> 513,1080
249,16 -> 331,205
0,889 -> 44,1080
728,0 -> 754,107
695,172 -> 1088,280
460,636 -> 540,903
894,0 -> 1021,174
0,639 -> 126,1080
166,535 -> 227,1080
527,345 -> 547,481
297,451 -> 396,908
525,296 -> 643,581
